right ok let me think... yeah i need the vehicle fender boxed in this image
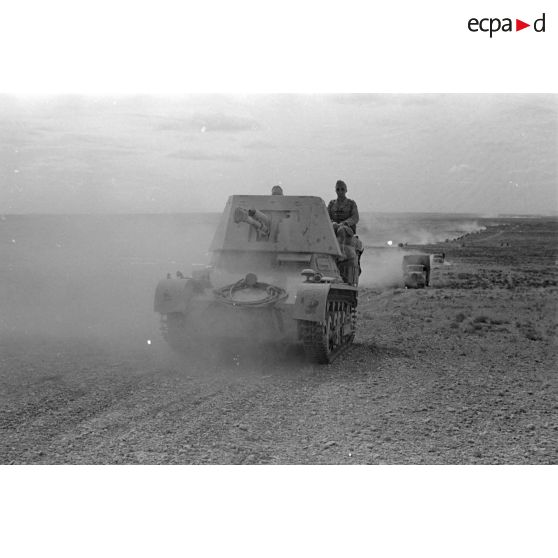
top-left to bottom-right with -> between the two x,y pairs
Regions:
154,278 -> 196,314
293,283 -> 331,323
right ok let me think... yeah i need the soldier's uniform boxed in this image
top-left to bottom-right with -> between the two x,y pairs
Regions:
327,198 -> 359,233
329,197 -> 360,285
335,223 -> 359,286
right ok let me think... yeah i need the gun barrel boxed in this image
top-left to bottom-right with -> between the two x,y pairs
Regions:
233,207 -> 270,236
248,208 -> 271,232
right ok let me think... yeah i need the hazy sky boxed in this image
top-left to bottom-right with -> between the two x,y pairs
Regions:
0,94 -> 556,214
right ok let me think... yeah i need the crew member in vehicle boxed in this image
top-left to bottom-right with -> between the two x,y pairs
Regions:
328,180 -> 360,285
327,180 -> 359,233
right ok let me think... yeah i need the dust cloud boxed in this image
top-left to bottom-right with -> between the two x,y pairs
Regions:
357,214 -> 486,246
0,214 -> 217,356
358,248 -> 405,289
355,216 -> 486,289
1,212 -> 481,362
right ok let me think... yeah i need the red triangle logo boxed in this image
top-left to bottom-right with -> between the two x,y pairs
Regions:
516,19 -> 530,31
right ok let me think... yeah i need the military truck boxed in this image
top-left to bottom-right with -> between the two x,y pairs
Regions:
154,195 -> 358,364
402,254 -> 431,288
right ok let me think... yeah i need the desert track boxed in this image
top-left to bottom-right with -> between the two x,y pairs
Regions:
1,218 -> 557,464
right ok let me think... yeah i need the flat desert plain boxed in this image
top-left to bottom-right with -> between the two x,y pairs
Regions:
1,217 -> 556,464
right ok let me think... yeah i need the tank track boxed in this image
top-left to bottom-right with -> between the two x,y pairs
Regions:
298,292 -> 357,364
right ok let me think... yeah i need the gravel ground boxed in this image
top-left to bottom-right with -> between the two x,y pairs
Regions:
1,218 -> 557,464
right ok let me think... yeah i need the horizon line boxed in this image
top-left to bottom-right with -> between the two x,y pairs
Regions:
2,211 -> 557,218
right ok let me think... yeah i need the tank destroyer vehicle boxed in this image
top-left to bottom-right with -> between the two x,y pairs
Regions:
154,195 -> 358,363
402,254 -> 431,288
432,253 -> 445,266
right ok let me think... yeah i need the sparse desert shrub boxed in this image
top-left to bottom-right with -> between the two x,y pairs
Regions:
455,312 -> 467,323
505,277 -> 515,289
524,329 -> 543,341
